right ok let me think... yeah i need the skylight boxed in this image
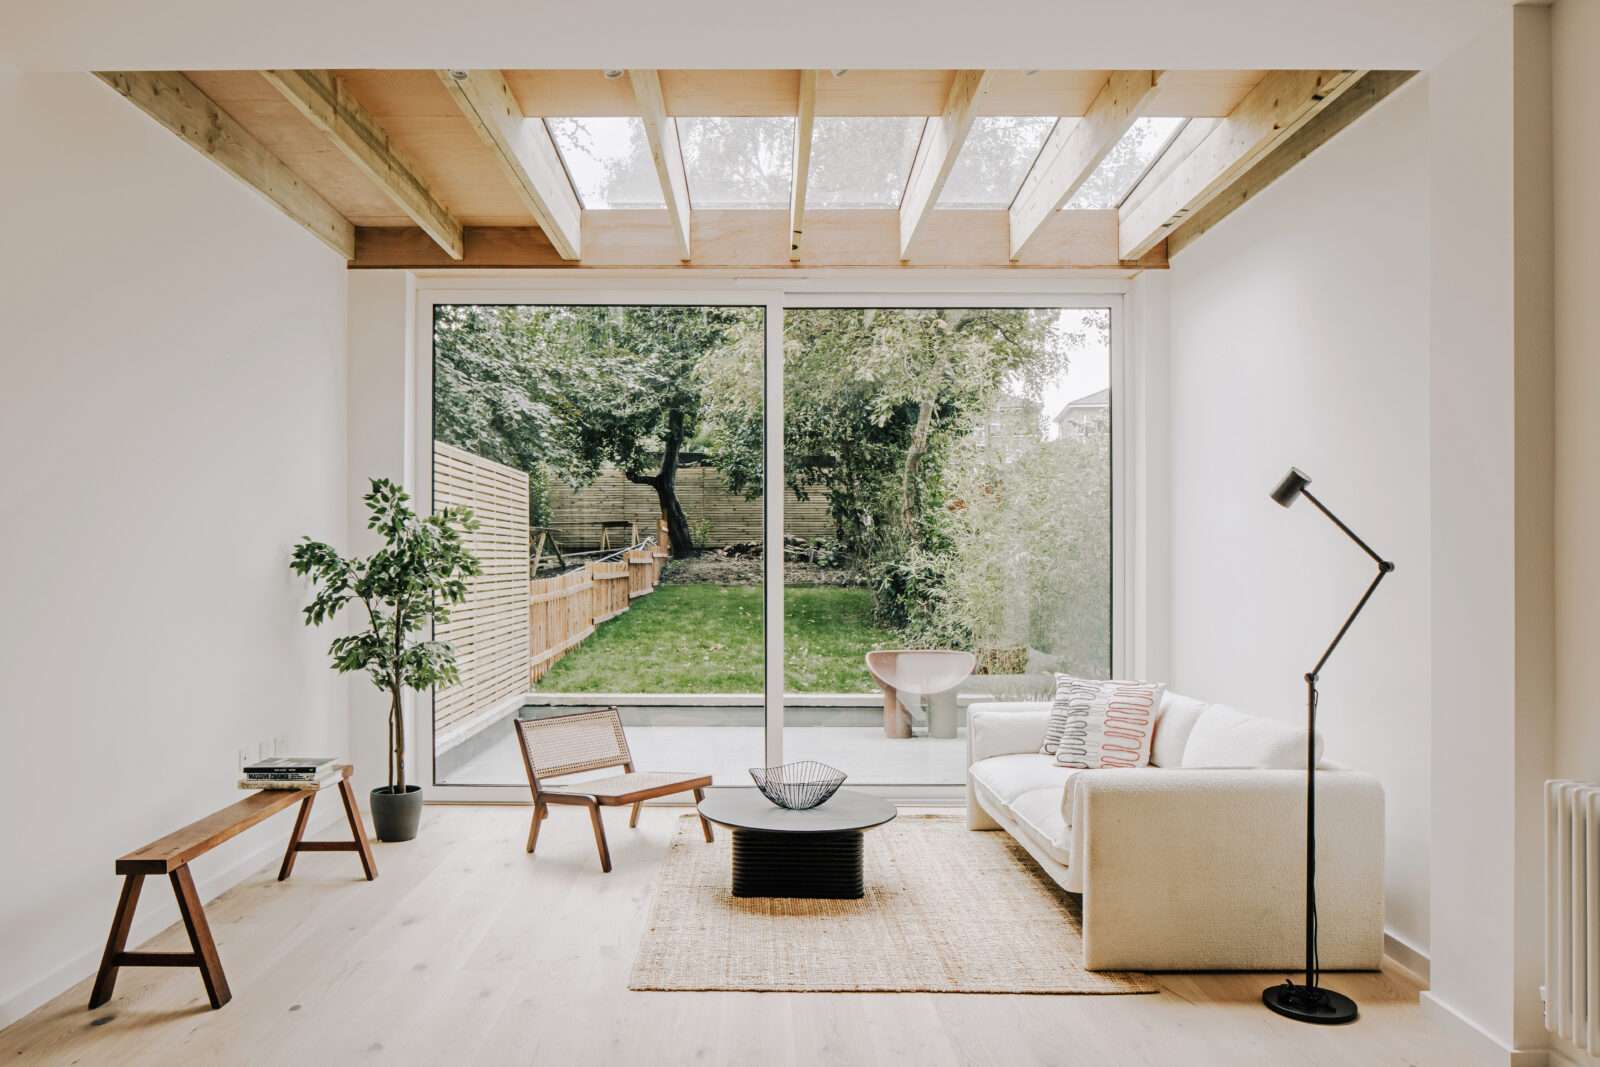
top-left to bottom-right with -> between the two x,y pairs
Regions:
544,117 -> 664,209
939,117 -> 1060,210
1064,117 -> 1188,210
806,117 -> 926,208
678,117 -> 795,209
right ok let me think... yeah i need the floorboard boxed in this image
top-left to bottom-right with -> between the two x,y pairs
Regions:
0,806 -> 1477,1066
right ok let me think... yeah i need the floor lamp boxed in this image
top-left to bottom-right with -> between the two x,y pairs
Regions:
1263,468 -> 1394,1025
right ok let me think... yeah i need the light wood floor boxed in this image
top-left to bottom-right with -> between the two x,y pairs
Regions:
1,806 -> 1473,1067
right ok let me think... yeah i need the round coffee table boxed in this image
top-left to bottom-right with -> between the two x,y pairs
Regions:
696,789 -> 896,899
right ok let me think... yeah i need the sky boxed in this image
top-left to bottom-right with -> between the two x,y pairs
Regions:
1036,308 -> 1112,438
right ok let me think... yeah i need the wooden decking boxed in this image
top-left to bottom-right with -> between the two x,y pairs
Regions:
1,806 -> 1475,1067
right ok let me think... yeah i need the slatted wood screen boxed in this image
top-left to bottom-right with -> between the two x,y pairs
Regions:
545,465 -> 833,549
433,442 -> 530,736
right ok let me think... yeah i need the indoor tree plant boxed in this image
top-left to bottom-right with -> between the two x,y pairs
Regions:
291,479 -> 479,842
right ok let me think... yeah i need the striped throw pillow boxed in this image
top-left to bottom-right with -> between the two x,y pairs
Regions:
1042,674 -> 1166,769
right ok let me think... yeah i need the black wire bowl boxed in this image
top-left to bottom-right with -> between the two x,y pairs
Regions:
749,761 -> 848,810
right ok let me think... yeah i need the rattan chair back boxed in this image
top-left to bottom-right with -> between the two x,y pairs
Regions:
513,707 -> 633,795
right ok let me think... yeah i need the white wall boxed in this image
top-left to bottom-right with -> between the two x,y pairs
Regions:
0,71 -> 350,1024
1552,0 -> 1600,781
1164,78 -> 1432,961
1551,2 -> 1600,1061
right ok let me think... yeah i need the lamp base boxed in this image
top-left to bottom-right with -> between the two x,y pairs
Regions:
1262,981 -> 1358,1025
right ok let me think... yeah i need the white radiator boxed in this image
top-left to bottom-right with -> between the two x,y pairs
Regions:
1547,779 -> 1600,1053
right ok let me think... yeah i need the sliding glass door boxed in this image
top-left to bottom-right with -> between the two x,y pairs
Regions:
419,287 -> 1120,797
426,301 -> 768,788
781,300 -> 1115,787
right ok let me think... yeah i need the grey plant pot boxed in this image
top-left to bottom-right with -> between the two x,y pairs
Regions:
370,784 -> 423,842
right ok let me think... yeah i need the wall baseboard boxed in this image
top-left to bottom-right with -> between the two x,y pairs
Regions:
0,805 -> 346,1030
1384,930 -> 1430,985
1420,992 -> 1551,1067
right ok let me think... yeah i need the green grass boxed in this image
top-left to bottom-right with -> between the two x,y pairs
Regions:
532,584 -> 897,694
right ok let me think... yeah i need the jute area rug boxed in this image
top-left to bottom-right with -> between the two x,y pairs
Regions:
629,814 -> 1157,995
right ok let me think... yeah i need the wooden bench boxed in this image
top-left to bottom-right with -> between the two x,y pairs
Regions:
89,764 -> 375,1011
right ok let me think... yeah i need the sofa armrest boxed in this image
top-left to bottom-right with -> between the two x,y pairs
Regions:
1070,768 -> 1385,971
967,702 -> 1051,762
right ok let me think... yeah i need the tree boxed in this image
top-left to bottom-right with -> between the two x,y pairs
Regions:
705,307 -> 1070,559
434,304 -> 763,558
291,480 -> 480,794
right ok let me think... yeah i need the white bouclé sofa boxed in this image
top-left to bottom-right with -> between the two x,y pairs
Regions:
966,692 -> 1385,972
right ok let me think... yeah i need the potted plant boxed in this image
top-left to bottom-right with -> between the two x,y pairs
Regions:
291,479 -> 479,842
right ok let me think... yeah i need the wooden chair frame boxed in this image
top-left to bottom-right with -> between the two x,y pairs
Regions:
514,708 -> 713,872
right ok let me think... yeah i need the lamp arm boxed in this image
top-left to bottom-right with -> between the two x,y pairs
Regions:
1299,488 -> 1395,680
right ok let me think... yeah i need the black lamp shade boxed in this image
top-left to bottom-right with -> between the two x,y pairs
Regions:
1271,468 -> 1311,508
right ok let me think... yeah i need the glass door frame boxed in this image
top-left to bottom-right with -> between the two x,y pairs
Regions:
412,276 -> 1131,803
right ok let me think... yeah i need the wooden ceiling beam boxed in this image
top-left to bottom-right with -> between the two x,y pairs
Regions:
789,71 -> 818,262
437,69 -> 582,260
94,71 -> 355,259
1008,70 -> 1161,261
899,70 -> 993,259
349,208 -> 1157,271
1118,69 -> 1362,260
1165,71 -> 1417,255
261,70 -> 462,259
500,69 -> 1260,119
628,70 -> 693,261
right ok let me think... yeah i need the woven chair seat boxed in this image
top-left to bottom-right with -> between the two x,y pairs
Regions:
543,770 -> 712,803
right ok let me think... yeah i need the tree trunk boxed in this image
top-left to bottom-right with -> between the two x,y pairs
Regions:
900,398 -> 937,540
627,408 -> 696,558
390,684 -> 405,792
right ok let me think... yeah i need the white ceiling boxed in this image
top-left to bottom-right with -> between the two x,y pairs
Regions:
2,0 -> 1507,72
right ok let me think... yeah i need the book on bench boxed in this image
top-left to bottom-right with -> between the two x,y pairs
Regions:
240,757 -> 340,790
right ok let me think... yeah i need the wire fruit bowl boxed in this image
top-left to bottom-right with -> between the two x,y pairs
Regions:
749,761 -> 848,810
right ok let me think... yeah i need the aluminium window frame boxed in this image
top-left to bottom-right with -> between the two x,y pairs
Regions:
412,272 -> 1133,805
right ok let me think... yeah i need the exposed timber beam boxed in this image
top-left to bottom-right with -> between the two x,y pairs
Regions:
898,70 -> 993,259
437,69 -> 582,260
1118,69 -> 1362,260
628,70 -> 694,261
1008,70 -> 1160,260
349,208 -> 1156,271
93,71 -> 355,259
1166,71 -> 1417,255
261,70 -> 462,259
789,70 -> 818,261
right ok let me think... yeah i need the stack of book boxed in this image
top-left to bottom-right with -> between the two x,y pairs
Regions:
239,757 -> 339,790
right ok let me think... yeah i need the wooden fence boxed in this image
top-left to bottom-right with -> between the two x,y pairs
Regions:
433,442 -> 530,742
545,464 -> 833,549
529,536 -> 664,683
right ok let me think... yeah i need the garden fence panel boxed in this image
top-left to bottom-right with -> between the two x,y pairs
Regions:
545,464 -> 831,549
432,442 -> 531,743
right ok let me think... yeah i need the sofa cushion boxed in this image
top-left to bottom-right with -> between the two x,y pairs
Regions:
970,753 -> 1076,806
1045,675 -> 1165,769
1008,787 -> 1074,867
1181,704 -> 1324,769
1151,692 -> 1207,767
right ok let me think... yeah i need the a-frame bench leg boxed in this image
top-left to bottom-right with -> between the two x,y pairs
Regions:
88,873 -> 144,1009
170,865 -> 231,1010
277,779 -> 378,882
278,792 -> 316,881
336,776 -> 378,881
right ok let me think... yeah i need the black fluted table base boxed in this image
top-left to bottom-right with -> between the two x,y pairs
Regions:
730,829 -> 865,899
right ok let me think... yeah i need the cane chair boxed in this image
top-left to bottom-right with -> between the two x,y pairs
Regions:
513,707 -> 713,872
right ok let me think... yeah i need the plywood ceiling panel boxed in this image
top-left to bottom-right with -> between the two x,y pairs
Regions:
338,69 -> 537,227
183,70 -> 410,225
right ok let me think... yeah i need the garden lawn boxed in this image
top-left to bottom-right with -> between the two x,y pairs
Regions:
531,583 -> 897,693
